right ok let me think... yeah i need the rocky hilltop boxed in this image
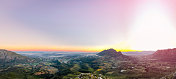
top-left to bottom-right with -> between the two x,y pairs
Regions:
0,49 -> 28,60
97,49 -> 123,57
152,48 -> 176,61
97,49 -> 135,61
0,49 -> 31,67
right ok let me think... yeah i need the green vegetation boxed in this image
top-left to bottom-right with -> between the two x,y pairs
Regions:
1,49 -> 176,79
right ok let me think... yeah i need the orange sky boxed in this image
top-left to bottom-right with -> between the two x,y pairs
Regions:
1,44 -> 139,52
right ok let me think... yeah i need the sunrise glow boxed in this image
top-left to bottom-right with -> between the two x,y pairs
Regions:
0,0 -> 176,52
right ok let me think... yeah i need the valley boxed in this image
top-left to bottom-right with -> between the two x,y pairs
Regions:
0,49 -> 176,79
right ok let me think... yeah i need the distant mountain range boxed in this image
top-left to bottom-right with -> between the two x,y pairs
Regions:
1,48 -> 176,67
97,48 -> 176,62
122,51 -> 155,56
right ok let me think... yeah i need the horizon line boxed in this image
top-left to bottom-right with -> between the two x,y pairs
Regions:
5,48 -> 143,52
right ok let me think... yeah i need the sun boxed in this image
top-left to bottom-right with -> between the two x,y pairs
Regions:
128,0 -> 176,51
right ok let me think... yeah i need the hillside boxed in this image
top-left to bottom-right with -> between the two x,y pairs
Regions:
97,49 -> 123,57
152,48 -> 176,61
97,49 -> 135,61
0,49 -> 31,67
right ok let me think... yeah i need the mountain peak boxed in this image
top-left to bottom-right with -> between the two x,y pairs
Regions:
97,48 -> 123,57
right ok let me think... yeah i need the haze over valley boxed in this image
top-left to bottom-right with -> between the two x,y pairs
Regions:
1,0 -> 176,79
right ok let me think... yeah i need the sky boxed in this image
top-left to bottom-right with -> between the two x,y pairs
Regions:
0,0 -> 176,52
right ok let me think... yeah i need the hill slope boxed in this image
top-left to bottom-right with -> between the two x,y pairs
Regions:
97,49 -> 135,61
152,48 -> 176,61
0,49 -> 31,67
97,49 -> 123,57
